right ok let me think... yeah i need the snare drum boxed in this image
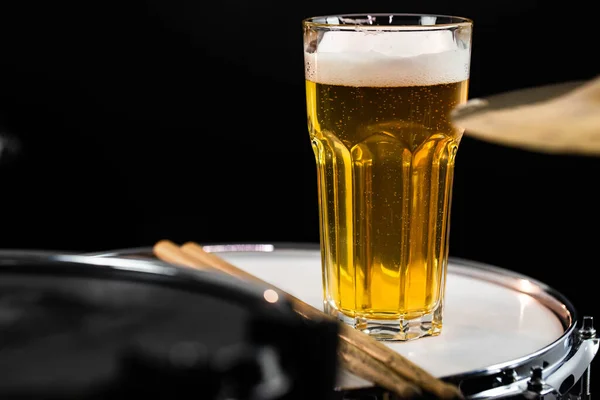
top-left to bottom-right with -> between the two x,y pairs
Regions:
94,244 -> 599,400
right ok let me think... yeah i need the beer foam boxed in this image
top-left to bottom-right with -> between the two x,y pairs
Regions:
305,30 -> 470,87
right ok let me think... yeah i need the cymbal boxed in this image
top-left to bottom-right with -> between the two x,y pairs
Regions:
451,76 -> 600,156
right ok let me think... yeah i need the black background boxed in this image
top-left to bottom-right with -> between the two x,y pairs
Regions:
0,0 -> 598,390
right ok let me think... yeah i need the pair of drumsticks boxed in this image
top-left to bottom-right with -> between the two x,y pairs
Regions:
153,240 -> 463,400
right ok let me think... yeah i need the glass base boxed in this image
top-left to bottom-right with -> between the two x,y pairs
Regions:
324,300 -> 442,341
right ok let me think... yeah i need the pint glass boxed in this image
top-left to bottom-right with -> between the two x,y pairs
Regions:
303,14 -> 473,340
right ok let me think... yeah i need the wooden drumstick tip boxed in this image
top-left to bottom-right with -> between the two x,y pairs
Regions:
153,239 -> 177,249
152,239 -> 178,258
153,239 -> 209,269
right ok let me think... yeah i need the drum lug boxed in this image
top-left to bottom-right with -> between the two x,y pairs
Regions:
578,316 -> 596,400
527,366 -> 545,392
523,366 -> 555,399
579,316 -> 596,340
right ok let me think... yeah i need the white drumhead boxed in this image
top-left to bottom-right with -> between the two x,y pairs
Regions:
212,247 -> 565,384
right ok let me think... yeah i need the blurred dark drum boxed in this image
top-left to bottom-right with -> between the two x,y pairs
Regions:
0,251 -> 338,400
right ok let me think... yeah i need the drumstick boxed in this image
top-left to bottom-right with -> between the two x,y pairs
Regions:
179,241 -> 460,397
153,240 -> 463,399
152,241 -> 420,399
152,241 -> 420,398
452,75 -> 600,156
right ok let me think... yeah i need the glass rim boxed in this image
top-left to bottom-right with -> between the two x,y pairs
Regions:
302,13 -> 473,30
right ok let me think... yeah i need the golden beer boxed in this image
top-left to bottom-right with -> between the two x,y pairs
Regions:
304,16 -> 472,340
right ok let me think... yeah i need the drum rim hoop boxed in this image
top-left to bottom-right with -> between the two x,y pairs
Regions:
0,248 -> 292,315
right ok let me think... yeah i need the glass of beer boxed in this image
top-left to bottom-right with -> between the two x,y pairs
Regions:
303,14 -> 472,341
